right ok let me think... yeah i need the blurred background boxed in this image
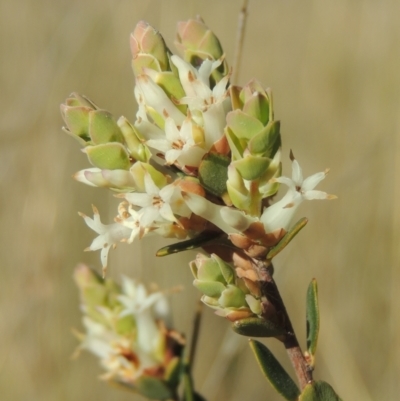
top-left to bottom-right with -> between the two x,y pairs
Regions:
1,0 -> 399,399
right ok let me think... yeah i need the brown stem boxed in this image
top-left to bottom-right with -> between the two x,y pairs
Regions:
253,258 -> 313,390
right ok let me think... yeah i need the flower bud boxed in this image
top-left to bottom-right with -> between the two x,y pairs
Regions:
190,253 -> 260,322
130,20 -> 171,75
176,17 -> 228,85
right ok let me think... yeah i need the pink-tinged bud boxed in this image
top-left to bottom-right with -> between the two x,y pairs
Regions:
130,20 -> 171,75
175,17 -> 228,84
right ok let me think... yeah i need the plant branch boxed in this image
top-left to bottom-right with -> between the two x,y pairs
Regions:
254,258 -> 313,390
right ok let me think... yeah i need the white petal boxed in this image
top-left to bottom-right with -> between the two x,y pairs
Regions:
303,190 -> 330,200
302,171 -> 327,191
136,74 -> 185,125
291,159 -> 303,185
159,203 -> 177,222
125,192 -> 152,208
143,173 -> 161,196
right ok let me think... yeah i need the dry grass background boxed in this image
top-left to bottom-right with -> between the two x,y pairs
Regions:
1,0 -> 399,400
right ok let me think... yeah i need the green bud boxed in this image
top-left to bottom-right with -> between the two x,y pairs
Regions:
61,104 -> 91,144
61,92 -> 99,145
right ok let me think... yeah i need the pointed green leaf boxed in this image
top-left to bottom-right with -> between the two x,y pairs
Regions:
156,231 -> 222,257
61,106 -> 91,142
193,280 -> 225,298
248,120 -> 281,158
198,153 -> 230,197
249,339 -> 300,401
134,376 -> 172,400
306,279 -> 320,367
232,317 -> 285,338
164,356 -> 182,389
86,143 -> 131,170
299,380 -> 343,401
218,285 -> 246,308
226,110 -> 263,140
214,255 -> 234,284
267,217 -> 308,259
233,156 -> 271,180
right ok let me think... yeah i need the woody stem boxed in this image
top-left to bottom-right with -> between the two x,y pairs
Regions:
254,259 -> 313,390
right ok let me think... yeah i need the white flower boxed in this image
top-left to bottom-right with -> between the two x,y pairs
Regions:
171,55 -> 231,149
260,155 -> 337,232
171,55 -> 229,110
135,74 -> 186,125
79,205 -> 132,273
123,173 -> 191,228
80,316 -> 149,383
184,155 -> 336,235
118,278 -> 168,358
146,116 -> 207,168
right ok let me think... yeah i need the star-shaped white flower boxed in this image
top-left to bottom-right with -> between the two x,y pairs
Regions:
123,173 -> 191,228
146,116 -> 207,168
260,153 -> 337,232
118,278 -> 168,358
171,55 -> 229,111
184,153 -> 336,235
79,205 -> 133,274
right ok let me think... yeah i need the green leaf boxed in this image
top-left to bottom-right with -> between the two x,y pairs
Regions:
232,317 -> 285,338
226,110 -> 264,140
267,217 -> 308,259
155,231 -> 222,257
61,106 -> 91,142
86,143 -> 131,170
198,153 -> 230,197
306,279 -> 320,367
233,156 -> 271,181
249,339 -> 300,401
299,381 -> 343,401
248,120 -> 281,158
193,280 -> 225,298
134,376 -> 172,400
164,356 -> 182,390
89,110 -> 124,144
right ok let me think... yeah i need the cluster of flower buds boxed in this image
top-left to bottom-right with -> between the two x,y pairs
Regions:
73,264 -> 184,400
62,17 -> 335,315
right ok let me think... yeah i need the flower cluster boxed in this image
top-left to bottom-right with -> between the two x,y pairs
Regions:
73,264 -> 184,399
61,17 -> 335,274
63,18 -> 335,319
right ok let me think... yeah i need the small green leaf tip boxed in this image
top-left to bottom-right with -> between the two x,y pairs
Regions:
249,339 -> 300,401
305,278 -> 320,368
299,380 -> 343,401
267,217 -> 308,259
